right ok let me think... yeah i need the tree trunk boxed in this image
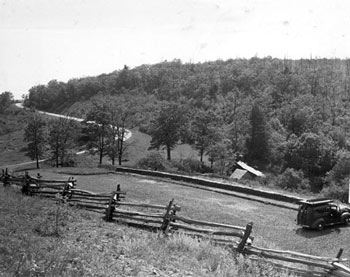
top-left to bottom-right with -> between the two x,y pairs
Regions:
118,130 -> 125,166
166,147 -> 171,161
99,132 -> 104,165
36,154 -> 40,169
35,132 -> 40,169
99,150 -> 103,164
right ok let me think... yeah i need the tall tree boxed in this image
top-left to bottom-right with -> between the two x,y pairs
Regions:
206,139 -> 232,175
48,117 -> 78,167
106,95 -> 135,166
24,113 -> 46,169
149,102 -> 187,160
284,132 -> 336,182
246,102 -> 270,165
190,109 -> 218,162
82,100 -> 111,164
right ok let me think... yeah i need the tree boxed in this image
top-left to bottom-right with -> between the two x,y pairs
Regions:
206,139 -> 233,175
284,132 -> 336,191
106,95 -> 135,166
48,117 -> 78,167
325,150 -> 350,184
190,109 -> 219,162
82,100 -> 111,164
0,91 -> 13,113
149,102 -> 187,160
246,103 -> 270,165
24,113 -> 46,169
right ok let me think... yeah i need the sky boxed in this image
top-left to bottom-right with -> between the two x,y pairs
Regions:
1,0 -> 350,99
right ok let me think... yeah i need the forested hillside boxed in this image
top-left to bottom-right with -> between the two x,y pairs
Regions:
24,57 -> 350,197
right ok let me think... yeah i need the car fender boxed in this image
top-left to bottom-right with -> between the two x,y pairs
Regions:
312,218 -> 326,230
341,212 -> 350,224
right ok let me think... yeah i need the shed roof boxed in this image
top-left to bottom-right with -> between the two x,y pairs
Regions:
236,161 -> 265,177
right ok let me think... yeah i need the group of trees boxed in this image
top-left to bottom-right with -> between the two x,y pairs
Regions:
79,94 -> 137,165
23,93 -> 139,168
0,91 -> 13,113
23,57 -> 350,193
24,113 -> 79,168
0,91 -> 32,135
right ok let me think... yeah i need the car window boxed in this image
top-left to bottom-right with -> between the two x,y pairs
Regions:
313,206 -> 328,214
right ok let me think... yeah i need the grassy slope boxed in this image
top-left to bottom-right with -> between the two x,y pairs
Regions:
0,185 -> 294,277
0,130 -> 31,167
18,169 -> 350,266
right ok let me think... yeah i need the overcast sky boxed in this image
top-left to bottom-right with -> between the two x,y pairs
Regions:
1,0 -> 350,99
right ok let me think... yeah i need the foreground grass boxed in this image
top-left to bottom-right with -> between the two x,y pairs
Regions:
0,186 -> 297,277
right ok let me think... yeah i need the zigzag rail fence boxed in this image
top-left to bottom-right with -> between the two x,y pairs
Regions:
1,168 -> 350,277
0,168 -> 124,212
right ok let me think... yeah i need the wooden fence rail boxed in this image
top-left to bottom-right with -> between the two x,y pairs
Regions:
1,169 -> 350,277
0,169 -> 125,213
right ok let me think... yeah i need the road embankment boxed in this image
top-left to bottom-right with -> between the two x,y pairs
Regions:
115,166 -> 303,209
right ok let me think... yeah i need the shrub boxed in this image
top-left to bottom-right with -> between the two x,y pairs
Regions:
171,158 -> 213,174
321,179 -> 349,202
276,168 -> 310,192
325,150 -> 350,183
136,152 -> 166,171
61,154 -> 78,167
182,159 -> 213,174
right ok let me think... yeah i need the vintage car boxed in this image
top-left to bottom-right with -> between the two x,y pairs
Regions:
297,198 -> 350,231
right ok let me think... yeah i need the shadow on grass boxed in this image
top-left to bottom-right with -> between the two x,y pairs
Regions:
295,226 -> 344,238
104,217 -> 161,233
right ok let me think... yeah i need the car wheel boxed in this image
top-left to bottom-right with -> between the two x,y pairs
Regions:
316,221 -> 325,231
345,216 -> 350,225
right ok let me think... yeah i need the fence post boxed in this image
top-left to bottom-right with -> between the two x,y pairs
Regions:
237,222 -> 253,254
336,248 -> 343,259
106,191 -> 117,222
3,168 -> 9,187
21,171 -> 31,195
161,199 -> 174,235
116,184 -> 121,202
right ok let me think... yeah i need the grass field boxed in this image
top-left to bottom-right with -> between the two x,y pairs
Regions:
21,168 -> 350,265
1,183 -> 298,276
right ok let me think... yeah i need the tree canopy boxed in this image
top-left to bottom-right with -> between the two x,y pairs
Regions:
148,102 -> 187,160
23,57 -> 350,191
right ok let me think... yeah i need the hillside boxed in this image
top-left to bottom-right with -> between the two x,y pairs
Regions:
22,57 -> 350,198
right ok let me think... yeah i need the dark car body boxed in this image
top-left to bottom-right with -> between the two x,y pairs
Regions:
297,198 -> 350,230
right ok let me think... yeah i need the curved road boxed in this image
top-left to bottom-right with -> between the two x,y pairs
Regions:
15,103 -> 132,141
2,103 -> 132,168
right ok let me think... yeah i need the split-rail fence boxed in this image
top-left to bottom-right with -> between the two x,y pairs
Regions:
1,169 -> 350,277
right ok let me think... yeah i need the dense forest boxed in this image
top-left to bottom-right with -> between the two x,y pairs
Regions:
23,57 -> 350,198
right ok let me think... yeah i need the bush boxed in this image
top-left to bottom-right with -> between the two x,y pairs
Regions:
181,159 -> 213,174
325,150 -> 350,183
276,168 -> 310,192
136,152 -> 166,171
321,180 -> 349,202
61,155 -> 78,167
